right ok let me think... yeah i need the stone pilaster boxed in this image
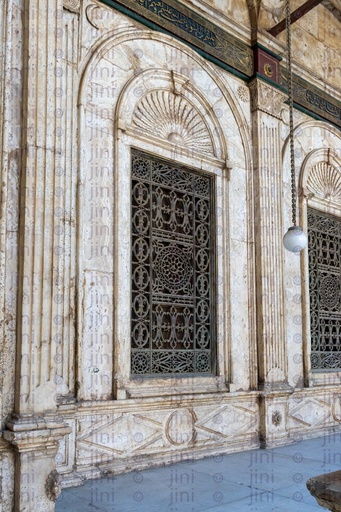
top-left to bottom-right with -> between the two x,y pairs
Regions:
15,0 -> 67,415
2,0 -> 72,510
1,1 -> 28,508
249,78 -> 293,446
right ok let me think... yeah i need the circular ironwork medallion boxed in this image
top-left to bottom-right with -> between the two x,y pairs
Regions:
155,246 -> 191,292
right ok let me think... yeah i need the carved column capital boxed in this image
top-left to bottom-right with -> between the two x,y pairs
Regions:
249,78 -> 287,118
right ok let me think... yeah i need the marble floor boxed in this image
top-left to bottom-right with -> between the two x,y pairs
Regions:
56,433 -> 341,511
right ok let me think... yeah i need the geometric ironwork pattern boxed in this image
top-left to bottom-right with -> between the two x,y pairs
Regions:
131,150 -> 216,376
308,208 -> 341,370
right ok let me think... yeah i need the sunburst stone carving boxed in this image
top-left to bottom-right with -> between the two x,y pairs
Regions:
132,90 -> 214,155
307,162 -> 341,204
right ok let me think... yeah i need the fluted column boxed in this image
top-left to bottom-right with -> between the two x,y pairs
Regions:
0,0 -> 25,506
250,78 -> 289,387
249,78 -> 293,446
2,0 -> 72,509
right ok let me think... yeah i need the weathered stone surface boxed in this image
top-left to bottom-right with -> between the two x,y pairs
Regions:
0,0 -> 340,510
307,470 -> 341,511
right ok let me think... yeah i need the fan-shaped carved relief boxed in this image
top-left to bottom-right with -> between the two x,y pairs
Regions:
307,162 -> 341,204
132,90 -> 214,156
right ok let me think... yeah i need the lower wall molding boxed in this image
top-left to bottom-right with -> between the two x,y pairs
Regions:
54,386 -> 341,486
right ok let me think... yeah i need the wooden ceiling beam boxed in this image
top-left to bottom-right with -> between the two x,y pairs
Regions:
268,0 -> 324,36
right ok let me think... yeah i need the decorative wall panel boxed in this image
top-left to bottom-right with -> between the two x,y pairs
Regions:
75,399 -> 259,466
287,390 -> 341,434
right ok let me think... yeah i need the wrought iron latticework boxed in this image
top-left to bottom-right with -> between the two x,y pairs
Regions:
131,150 -> 216,376
308,208 -> 341,370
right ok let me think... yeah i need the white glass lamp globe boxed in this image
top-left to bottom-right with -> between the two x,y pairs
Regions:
283,226 -> 307,253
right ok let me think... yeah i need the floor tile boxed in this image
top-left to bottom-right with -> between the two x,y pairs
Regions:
201,492 -> 322,511
63,469 -> 252,512
273,482 -> 321,507
56,489 -> 104,511
56,434 -> 341,512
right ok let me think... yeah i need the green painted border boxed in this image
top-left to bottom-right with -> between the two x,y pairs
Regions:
252,42 -> 283,61
98,0 -> 341,130
279,66 -> 341,128
99,0 -> 253,76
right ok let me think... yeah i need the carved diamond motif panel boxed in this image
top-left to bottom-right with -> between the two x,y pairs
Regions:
75,400 -> 259,465
288,398 -> 331,429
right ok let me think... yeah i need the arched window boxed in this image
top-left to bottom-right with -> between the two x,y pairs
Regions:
114,71 -> 229,396
130,150 -> 216,376
303,156 -> 341,381
308,206 -> 341,370
78,32 -> 252,400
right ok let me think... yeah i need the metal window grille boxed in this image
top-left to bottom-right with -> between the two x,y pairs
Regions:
308,208 -> 341,370
130,150 -> 216,376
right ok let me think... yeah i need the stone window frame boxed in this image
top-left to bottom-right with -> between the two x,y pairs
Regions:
112,70 -> 233,399
300,148 -> 341,387
114,135 -> 230,399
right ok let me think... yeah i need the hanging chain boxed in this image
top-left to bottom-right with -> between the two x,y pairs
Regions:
286,0 -> 297,226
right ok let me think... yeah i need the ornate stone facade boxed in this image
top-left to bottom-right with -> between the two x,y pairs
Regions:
0,0 -> 340,510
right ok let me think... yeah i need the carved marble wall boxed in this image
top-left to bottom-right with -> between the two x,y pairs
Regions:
0,0 -> 341,510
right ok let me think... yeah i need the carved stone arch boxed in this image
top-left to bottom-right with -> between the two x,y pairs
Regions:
307,162 -> 341,204
132,89 -> 214,154
115,68 -> 227,162
78,28 -> 252,169
282,120 -> 341,225
77,27 -> 254,400
282,120 -> 341,389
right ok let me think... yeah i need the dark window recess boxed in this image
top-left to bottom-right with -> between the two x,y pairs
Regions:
130,150 -> 216,377
308,208 -> 341,370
